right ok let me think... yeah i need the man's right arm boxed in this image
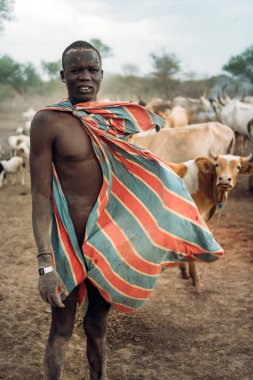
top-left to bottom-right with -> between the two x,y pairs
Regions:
30,111 -> 68,307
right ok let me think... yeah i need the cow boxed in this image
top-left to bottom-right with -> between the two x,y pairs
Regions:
7,134 -> 30,158
243,96 -> 253,104
129,122 -> 235,163
22,107 -> 36,121
172,96 -> 214,123
16,141 -> 30,159
163,106 -> 188,128
168,153 -> 253,293
145,98 -> 172,117
247,118 -> 253,142
0,155 -> 26,188
212,98 -> 253,154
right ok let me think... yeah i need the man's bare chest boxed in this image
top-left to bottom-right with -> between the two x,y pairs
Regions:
53,115 -> 94,162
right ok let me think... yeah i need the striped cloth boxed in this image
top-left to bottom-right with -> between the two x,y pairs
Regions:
43,99 -> 223,313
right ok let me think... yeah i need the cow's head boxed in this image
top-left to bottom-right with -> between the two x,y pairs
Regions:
16,142 -> 30,160
195,153 -> 253,192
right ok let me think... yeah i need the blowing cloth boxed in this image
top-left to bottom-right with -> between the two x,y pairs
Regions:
43,99 -> 223,313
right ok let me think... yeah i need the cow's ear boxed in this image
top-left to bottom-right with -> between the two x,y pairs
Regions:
196,157 -> 216,173
240,163 -> 253,176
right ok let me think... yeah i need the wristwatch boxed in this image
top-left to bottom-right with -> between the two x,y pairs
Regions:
38,266 -> 54,275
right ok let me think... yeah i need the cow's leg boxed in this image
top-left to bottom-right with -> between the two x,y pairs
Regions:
9,172 -> 16,185
83,279 -> 111,380
0,171 -> 4,187
20,166 -> 25,186
249,175 -> 253,193
44,288 -> 78,380
235,134 -> 245,156
179,262 -> 190,279
189,262 -> 202,294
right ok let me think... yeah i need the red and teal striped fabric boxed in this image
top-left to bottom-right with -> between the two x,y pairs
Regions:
44,99 -> 223,313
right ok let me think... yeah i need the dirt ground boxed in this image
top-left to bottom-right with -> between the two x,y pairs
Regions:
0,164 -> 252,380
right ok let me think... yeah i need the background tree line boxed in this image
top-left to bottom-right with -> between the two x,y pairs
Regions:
1,43 -> 252,102
1,0 -> 252,102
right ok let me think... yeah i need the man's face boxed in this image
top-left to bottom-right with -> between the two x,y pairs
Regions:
61,49 -> 103,105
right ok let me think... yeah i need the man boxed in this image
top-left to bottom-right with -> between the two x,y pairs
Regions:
30,41 -> 223,380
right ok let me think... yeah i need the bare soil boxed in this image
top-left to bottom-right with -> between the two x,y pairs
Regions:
0,168 -> 252,380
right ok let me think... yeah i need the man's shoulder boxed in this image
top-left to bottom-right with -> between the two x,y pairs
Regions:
31,108 -> 74,131
30,110 -> 64,142
32,109 -> 62,125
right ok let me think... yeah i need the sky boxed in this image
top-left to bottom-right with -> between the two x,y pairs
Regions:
1,0 -> 253,78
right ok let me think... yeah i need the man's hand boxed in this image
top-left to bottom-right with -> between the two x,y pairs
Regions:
38,270 -> 69,308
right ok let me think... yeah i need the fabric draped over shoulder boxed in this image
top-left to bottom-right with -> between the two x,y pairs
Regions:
43,99 -> 224,313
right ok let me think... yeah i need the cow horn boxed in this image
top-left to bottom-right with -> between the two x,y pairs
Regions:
217,93 -> 226,106
221,84 -> 231,102
241,153 -> 253,164
233,84 -> 245,101
232,84 -> 240,99
221,84 -> 228,98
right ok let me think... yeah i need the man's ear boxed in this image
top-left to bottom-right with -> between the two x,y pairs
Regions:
60,70 -> 66,83
195,157 -> 216,173
101,69 -> 104,80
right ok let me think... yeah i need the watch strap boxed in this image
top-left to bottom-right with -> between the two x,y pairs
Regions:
38,266 -> 54,275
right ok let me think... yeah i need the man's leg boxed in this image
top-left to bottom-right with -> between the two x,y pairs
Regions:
44,288 -> 78,380
83,279 -> 111,380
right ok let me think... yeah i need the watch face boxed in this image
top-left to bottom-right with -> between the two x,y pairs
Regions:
38,267 -> 45,275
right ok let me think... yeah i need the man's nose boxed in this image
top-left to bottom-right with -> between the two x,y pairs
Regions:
79,70 -> 91,80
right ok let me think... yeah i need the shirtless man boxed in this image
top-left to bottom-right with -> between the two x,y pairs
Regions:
30,40 -> 224,380
30,41 -> 110,380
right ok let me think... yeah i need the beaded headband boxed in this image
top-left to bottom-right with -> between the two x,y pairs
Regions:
65,47 -> 94,55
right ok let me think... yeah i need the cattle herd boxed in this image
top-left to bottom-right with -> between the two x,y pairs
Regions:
1,95 -> 253,188
0,107 -> 34,188
0,97 -> 253,286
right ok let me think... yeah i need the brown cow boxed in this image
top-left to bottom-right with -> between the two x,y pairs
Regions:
169,153 -> 253,293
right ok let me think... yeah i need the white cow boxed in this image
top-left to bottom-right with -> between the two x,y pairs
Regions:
129,122 -> 235,163
22,107 -> 36,121
213,99 -> 253,153
8,134 -> 30,158
16,141 -> 30,159
0,156 -> 25,187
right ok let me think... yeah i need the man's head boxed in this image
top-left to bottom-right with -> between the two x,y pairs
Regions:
60,40 -> 103,105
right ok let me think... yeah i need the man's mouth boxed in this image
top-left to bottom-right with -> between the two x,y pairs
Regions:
78,86 -> 92,94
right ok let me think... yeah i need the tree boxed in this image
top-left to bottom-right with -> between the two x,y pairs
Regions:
22,62 -> 42,88
89,38 -> 113,59
122,64 -> 140,76
0,55 -> 41,93
150,51 -> 180,98
0,0 -> 14,31
222,45 -> 253,86
0,55 -> 24,93
41,60 -> 61,80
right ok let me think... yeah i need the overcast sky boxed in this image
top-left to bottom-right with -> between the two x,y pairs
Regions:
1,0 -> 253,78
